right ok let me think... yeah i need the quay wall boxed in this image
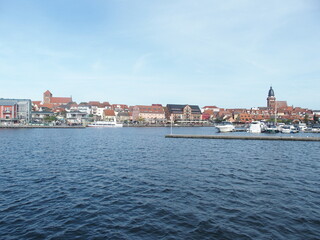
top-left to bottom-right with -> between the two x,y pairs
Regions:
0,125 -> 85,129
165,134 -> 320,142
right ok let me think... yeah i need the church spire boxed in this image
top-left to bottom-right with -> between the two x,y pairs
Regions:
268,86 -> 275,97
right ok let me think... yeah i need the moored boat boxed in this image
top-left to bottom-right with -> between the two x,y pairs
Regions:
281,125 -> 299,134
215,122 -> 235,133
88,121 -> 123,127
247,121 -> 265,133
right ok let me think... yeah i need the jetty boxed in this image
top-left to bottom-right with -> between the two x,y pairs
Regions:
165,134 -> 320,142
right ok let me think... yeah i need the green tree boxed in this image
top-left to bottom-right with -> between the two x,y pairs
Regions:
44,116 -> 57,122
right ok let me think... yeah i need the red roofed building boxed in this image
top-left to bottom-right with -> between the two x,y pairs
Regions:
132,105 -> 166,123
43,90 -> 72,106
103,109 -> 116,122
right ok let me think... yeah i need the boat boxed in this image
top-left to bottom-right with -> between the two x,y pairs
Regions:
247,121 -> 265,133
305,124 -> 320,133
215,121 -> 235,133
265,125 -> 279,134
281,125 -> 299,134
298,123 -> 307,132
87,121 -> 123,127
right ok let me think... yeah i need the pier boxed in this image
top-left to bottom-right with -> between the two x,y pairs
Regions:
165,134 -> 320,142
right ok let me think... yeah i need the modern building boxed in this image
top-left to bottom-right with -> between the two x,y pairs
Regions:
0,99 -> 32,124
66,111 -> 88,125
31,111 -> 55,123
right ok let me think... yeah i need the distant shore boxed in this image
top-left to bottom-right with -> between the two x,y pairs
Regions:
0,123 -> 215,129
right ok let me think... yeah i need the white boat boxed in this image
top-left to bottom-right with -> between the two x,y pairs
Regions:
265,125 -> 279,134
281,125 -> 298,134
87,121 -> 123,127
298,123 -> 307,132
247,121 -> 265,133
215,122 -> 235,133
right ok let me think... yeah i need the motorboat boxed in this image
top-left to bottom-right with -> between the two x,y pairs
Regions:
298,123 -> 307,132
247,121 -> 265,133
305,124 -> 320,133
215,122 -> 235,133
264,125 -> 279,134
281,125 -> 299,134
87,121 -> 123,127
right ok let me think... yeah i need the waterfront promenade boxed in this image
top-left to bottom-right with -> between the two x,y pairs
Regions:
0,124 -> 85,129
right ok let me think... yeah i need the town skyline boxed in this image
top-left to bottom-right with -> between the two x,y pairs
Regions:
1,1 -> 320,109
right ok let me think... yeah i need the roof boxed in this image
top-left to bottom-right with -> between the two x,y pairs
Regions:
0,99 -> 31,105
166,104 -> 201,114
32,111 -> 54,114
276,101 -> 288,108
268,87 -> 275,97
203,106 -> 219,109
44,90 -> 52,95
0,100 -> 16,106
112,104 -> 129,110
134,105 -> 164,113
118,112 -> 130,117
88,101 -> 101,106
50,97 -> 72,104
103,109 -> 116,116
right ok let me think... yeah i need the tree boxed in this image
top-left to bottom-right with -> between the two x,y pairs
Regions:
304,114 -> 309,124
44,116 -> 57,122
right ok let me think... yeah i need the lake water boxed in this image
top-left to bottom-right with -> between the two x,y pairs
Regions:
0,127 -> 319,239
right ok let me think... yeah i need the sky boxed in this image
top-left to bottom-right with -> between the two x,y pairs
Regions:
0,0 -> 320,109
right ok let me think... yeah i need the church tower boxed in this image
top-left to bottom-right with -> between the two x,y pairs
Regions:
43,90 -> 52,104
267,86 -> 276,109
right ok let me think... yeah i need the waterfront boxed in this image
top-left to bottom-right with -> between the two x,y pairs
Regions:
1,127 -> 319,239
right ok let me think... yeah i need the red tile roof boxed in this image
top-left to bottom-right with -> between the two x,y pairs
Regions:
50,97 -> 72,104
32,101 -> 41,105
135,105 -> 164,113
103,109 -> 115,116
203,106 -> 218,109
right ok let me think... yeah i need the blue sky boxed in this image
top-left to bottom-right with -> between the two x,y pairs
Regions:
0,0 -> 319,109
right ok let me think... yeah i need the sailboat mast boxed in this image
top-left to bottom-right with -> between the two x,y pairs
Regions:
275,102 -> 277,125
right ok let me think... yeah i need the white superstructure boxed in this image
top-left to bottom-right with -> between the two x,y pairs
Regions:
247,121 -> 263,133
215,122 -> 235,133
87,121 -> 123,127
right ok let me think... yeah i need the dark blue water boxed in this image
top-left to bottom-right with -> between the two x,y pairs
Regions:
1,127 -> 319,240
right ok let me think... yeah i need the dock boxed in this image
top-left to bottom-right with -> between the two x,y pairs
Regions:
165,134 -> 320,142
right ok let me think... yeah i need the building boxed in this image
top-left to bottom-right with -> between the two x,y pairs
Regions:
103,109 -> 116,122
267,87 -> 288,110
43,90 -> 72,107
117,112 -> 131,123
0,99 -> 32,124
31,111 -> 55,123
66,111 -> 88,125
166,104 -> 202,122
132,105 -> 166,123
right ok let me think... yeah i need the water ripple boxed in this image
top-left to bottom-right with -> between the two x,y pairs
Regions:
0,128 -> 319,239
